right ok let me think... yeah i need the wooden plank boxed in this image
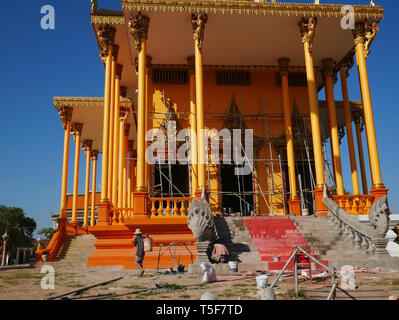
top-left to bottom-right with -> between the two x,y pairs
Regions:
44,276 -> 124,300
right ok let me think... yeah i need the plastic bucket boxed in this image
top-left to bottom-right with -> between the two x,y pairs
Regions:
256,275 -> 269,289
302,208 -> 309,216
228,261 -> 238,273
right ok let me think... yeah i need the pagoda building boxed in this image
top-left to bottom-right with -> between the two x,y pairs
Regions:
41,0 -> 387,269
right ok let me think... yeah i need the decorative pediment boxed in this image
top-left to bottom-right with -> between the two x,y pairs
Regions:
222,94 -> 265,158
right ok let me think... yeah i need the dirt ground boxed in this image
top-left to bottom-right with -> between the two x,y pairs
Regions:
1,263 -> 399,300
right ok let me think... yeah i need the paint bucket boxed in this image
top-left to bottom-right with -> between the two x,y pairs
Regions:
302,208 -> 309,216
256,275 -> 269,289
42,253 -> 48,262
228,261 -> 238,273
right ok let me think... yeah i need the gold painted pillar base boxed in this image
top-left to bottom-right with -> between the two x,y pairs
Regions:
132,191 -> 149,216
97,200 -> 112,226
313,188 -> 329,216
370,187 -> 389,201
288,199 -> 302,216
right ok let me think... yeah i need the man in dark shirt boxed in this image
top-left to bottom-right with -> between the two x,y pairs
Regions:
133,228 -> 145,277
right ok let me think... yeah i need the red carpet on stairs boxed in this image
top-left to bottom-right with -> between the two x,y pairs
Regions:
243,217 -> 328,271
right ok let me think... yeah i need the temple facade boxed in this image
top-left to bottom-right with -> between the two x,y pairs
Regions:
40,1 -> 388,269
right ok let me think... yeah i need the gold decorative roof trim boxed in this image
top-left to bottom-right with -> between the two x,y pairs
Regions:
53,97 -> 133,108
91,14 -> 125,25
122,0 -> 383,19
152,63 -> 307,71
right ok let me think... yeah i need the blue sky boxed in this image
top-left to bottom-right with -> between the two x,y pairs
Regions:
0,0 -> 397,235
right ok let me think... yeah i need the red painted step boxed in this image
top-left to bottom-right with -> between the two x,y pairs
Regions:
243,216 -> 329,271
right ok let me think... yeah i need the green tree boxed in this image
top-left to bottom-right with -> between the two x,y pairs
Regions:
0,205 -> 37,249
37,227 -> 56,240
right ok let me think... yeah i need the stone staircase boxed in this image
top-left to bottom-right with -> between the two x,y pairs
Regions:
214,216 -> 264,271
52,234 -> 96,265
291,216 -> 378,269
242,216 -> 327,271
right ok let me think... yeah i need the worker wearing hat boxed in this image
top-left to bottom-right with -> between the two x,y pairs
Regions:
134,229 -> 145,277
133,228 -> 145,277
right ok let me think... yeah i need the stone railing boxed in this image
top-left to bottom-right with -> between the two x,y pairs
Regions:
324,189 -> 391,258
332,194 -> 375,215
107,197 -> 194,223
150,197 -> 193,218
35,218 -> 89,262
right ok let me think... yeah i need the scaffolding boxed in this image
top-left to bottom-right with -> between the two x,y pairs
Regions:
146,89 -> 323,216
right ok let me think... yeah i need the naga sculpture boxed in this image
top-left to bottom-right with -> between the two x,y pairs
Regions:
323,186 -> 390,239
187,190 -> 217,242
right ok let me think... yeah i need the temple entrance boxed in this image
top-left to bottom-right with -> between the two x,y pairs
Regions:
221,164 -> 254,216
154,163 -> 190,197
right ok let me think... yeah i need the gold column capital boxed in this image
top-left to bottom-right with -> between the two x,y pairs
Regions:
58,106 -> 73,129
112,45 -> 120,62
81,139 -> 93,153
71,122 -> 83,141
116,64 -> 123,80
321,58 -> 335,78
91,149 -> 99,160
187,55 -> 195,74
353,21 -> 379,58
352,110 -> 363,125
128,12 -> 150,51
299,17 -> 317,52
278,57 -> 290,77
191,13 -> 208,49
338,54 -> 355,77
98,24 -> 116,62
119,107 -> 129,123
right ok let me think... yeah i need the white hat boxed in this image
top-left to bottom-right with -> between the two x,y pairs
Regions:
134,228 -> 143,235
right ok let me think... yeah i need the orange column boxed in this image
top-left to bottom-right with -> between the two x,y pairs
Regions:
97,25 -> 115,225
321,58 -> 344,196
98,25 -> 115,203
108,46 -> 118,204
90,150 -> 98,226
354,112 -> 369,195
127,143 -> 134,211
112,64 -> 123,206
82,140 -> 93,227
71,123 -> 83,224
123,125 -> 130,213
118,109 -> 129,211
278,57 -> 301,216
299,17 -> 326,214
59,107 -> 73,218
145,56 -> 152,190
192,13 -> 208,195
340,63 -> 360,195
353,22 -> 387,198
129,13 -> 150,215
188,56 -> 198,197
